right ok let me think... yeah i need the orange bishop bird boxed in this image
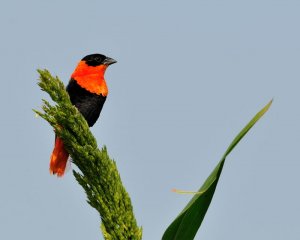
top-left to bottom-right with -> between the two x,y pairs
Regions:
50,53 -> 117,177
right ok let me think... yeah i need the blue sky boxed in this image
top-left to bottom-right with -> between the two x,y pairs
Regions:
1,1 -> 299,239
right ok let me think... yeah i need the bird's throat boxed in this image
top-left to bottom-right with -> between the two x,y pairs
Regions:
71,61 -> 108,96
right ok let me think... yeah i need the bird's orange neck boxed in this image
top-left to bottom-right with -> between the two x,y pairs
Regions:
71,61 -> 108,96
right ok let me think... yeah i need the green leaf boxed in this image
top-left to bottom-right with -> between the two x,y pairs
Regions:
162,100 -> 273,240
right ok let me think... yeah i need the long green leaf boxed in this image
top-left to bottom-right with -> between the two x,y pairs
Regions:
162,100 -> 272,240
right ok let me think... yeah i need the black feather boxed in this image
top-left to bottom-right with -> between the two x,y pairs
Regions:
66,79 -> 106,127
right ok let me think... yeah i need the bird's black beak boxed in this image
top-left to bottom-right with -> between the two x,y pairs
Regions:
103,57 -> 117,66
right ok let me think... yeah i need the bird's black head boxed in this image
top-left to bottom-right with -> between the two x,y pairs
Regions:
82,53 -> 117,67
